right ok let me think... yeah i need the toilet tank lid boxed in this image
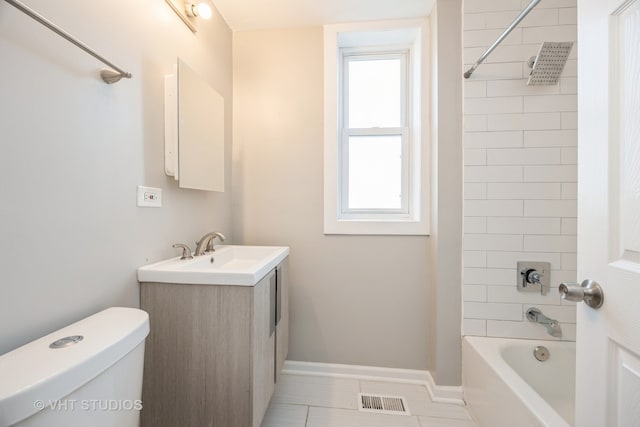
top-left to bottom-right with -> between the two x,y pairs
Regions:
0,307 -> 149,426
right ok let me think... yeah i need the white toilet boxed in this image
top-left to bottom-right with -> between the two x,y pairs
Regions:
0,307 -> 149,427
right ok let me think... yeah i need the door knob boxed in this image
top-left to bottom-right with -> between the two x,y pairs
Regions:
558,279 -> 604,309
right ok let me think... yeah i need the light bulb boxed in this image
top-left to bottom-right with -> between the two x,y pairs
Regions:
185,2 -> 212,19
196,2 -> 212,19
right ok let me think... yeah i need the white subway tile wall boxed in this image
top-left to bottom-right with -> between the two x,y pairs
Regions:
463,0 -> 577,340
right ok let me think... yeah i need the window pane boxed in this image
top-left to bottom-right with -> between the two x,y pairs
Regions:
348,58 -> 401,128
348,135 -> 402,209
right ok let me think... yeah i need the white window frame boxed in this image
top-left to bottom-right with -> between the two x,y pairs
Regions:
324,20 -> 430,235
340,49 -> 411,219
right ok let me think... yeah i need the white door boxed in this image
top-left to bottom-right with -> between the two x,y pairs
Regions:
577,0 -> 640,426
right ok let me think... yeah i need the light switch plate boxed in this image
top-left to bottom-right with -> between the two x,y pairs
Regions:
137,186 -> 162,208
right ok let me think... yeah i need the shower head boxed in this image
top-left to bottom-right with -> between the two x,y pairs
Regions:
526,42 -> 574,86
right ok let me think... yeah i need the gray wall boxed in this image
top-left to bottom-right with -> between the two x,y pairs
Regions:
0,0 -> 233,355
0,0 -> 466,381
232,28 -> 431,370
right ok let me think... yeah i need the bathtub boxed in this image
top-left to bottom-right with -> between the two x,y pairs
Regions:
463,336 -> 575,427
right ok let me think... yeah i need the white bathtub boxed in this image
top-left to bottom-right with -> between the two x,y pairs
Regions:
463,336 -> 575,427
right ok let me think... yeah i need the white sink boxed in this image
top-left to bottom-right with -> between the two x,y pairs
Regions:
137,245 -> 289,286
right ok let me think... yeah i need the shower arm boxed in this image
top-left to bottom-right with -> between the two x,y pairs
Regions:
464,0 -> 542,79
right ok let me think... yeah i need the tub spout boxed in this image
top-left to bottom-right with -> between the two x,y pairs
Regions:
546,321 -> 562,338
526,307 -> 562,338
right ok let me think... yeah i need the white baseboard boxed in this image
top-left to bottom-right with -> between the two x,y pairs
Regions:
282,360 -> 465,405
424,371 -> 465,405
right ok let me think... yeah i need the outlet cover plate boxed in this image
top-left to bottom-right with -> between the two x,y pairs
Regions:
137,186 -> 162,208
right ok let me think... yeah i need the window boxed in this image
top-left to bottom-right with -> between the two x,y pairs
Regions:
324,21 -> 429,235
342,51 -> 408,217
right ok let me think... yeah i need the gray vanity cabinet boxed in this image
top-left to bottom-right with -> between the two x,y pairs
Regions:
139,257 -> 289,427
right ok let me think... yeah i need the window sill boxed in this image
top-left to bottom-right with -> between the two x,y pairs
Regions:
324,218 -> 430,236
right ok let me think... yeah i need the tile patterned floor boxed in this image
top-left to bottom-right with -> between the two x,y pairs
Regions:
261,374 -> 478,427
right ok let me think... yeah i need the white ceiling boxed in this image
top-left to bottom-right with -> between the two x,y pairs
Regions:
210,0 -> 434,31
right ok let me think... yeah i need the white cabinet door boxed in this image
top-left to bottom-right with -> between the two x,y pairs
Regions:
576,0 -> 640,425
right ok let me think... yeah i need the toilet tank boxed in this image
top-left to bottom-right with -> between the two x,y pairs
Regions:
0,307 -> 149,427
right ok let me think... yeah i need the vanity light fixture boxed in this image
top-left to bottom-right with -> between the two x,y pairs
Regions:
165,0 -> 213,33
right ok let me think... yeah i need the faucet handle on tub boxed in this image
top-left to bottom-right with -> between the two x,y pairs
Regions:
524,269 -> 543,285
517,261 -> 551,295
172,243 -> 194,260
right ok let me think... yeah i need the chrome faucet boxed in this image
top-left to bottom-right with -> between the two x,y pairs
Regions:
194,232 -> 226,256
526,307 -> 562,338
523,269 -> 543,285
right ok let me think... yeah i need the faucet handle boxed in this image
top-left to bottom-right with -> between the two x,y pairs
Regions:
523,268 -> 543,285
517,262 -> 550,295
172,243 -> 193,260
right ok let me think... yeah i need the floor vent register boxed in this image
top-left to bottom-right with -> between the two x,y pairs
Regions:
358,393 -> 411,416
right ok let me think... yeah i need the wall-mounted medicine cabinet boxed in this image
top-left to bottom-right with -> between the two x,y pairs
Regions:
165,58 -> 225,192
